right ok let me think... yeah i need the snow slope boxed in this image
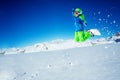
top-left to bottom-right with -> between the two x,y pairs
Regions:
0,39 -> 120,80
0,36 -> 119,55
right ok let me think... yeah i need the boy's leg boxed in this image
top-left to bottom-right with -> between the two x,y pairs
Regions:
84,31 -> 91,40
74,32 -> 80,42
78,31 -> 91,42
78,31 -> 85,42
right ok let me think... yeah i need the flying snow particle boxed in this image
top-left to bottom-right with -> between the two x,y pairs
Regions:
98,18 -> 102,21
98,11 -> 101,14
107,14 -> 110,18
113,20 -> 116,24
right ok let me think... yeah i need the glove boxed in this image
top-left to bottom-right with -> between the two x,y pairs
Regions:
83,22 -> 87,26
72,8 -> 75,13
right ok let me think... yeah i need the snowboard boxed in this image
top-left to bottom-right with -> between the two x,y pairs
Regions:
88,29 -> 101,36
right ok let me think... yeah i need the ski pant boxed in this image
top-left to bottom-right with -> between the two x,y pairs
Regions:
74,31 -> 91,42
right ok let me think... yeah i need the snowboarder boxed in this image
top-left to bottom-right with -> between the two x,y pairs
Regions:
72,8 -> 94,42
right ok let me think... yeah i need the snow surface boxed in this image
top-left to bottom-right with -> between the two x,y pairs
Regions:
0,36 -> 120,55
0,36 -> 120,80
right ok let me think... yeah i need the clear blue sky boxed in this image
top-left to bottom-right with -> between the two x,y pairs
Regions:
0,0 -> 120,48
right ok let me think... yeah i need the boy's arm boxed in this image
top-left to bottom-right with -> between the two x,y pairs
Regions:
72,8 -> 75,16
79,14 -> 87,26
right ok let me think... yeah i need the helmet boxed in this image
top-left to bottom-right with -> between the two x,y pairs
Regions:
75,8 -> 82,14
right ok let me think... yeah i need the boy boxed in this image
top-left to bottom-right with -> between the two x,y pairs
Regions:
72,8 -> 94,42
